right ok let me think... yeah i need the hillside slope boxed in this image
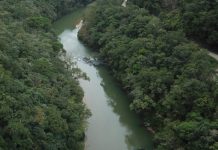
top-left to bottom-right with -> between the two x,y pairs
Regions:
79,0 -> 218,149
0,0 -> 92,149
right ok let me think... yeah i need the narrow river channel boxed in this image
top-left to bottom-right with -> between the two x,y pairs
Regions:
53,7 -> 152,150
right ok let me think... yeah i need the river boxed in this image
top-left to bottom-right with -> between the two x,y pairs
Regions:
53,7 -> 152,150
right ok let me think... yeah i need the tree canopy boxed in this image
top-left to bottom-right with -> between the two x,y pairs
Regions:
79,0 -> 218,149
130,0 -> 218,49
0,0 -> 92,149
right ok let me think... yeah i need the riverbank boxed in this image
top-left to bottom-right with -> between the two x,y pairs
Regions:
77,1 -> 218,149
53,6 -> 153,150
53,2 -> 96,34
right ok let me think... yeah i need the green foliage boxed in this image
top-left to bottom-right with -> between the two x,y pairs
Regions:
181,0 -> 218,47
79,1 -> 218,149
0,0 -> 92,149
131,0 -> 218,48
26,17 -> 51,30
130,0 -> 161,15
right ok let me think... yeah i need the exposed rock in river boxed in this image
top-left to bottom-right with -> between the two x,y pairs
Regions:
122,0 -> 127,7
76,20 -> 83,30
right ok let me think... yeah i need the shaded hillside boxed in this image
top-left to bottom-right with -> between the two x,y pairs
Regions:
130,0 -> 218,49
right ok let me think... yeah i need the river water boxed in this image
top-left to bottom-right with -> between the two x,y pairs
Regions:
53,8 -> 152,150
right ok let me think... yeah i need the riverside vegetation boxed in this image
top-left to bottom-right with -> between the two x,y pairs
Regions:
79,0 -> 218,149
0,0 -> 93,149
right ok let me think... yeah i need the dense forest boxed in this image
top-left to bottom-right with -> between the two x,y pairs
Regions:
0,0 -> 92,149
131,0 -> 218,49
79,0 -> 218,149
